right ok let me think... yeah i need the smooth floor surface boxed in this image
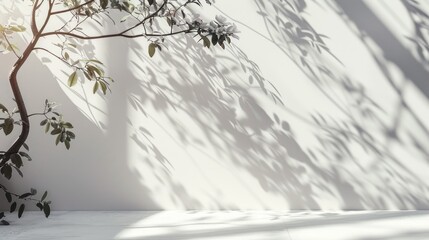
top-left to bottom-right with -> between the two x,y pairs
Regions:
1,211 -> 428,240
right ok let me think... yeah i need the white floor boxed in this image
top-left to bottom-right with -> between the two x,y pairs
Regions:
1,211 -> 428,240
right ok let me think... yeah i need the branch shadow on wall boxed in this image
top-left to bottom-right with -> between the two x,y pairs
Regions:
3,0 -> 429,214
207,0 -> 429,209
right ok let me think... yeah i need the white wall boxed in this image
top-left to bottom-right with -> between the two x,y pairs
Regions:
2,0 -> 429,210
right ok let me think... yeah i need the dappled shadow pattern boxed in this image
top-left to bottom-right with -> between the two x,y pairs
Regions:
69,0 -> 429,209
3,0 -> 429,211
228,0 -> 429,209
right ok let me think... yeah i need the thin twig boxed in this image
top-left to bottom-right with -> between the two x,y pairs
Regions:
2,33 -> 20,58
33,47 -> 80,69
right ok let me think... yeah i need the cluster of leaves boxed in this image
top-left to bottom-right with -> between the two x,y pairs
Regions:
1,141 -> 50,225
110,0 -> 214,14
0,104 -> 31,179
63,0 -> 106,16
48,39 -> 113,95
97,0 -> 236,55
197,15 -> 239,49
38,100 -> 76,149
0,147 -> 31,180
0,103 -> 20,136
0,184 -> 51,225
66,59 -> 113,95
0,100 -> 75,150
0,100 -> 68,224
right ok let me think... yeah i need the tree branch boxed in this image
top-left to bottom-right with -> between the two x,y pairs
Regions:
0,185 -> 44,204
120,0 -> 168,35
41,28 -> 194,40
1,1 -> 55,166
51,0 -> 95,15
33,47 -> 79,69
45,0 -> 170,39
31,0 -> 40,35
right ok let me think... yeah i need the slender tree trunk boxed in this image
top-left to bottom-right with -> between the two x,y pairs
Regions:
5,37 -> 40,157
1,1 -> 53,165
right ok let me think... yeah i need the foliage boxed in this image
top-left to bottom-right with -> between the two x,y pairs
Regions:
0,0 -> 237,224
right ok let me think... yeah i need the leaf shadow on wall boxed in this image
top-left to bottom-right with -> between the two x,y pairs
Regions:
3,0 -> 429,212
238,0 -> 429,209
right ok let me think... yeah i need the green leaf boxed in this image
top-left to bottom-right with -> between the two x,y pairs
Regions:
100,0 -> 108,9
61,132 -> 66,142
100,82 -> 107,95
202,36 -> 211,48
65,140 -> 70,150
40,119 -> 48,126
0,103 -> 7,113
87,65 -> 103,76
19,192 -> 31,199
148,43 -> 156,58
55,134 -> 61,145
63,122 -> 73,129
1,220 -> 9,225
23,142 -> 29,151
1,165 -> 12,179
45,123 -> 51,133
43,203 -> 50,218
67,71 -> 78,87
68,43 -> 77,49
212,34 -> 218,45
67,131 -> 76,139
3,118 -> 14,135
10,154 -> 23,168
5,192 -> 12,203
93,81 -> 99,94
10,202 -> 16,213
41,191 -> 48,201
51,128 -> 62,135
83,70 -> 92,80
36,202 -> 43,211
18,204 -> 25,218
